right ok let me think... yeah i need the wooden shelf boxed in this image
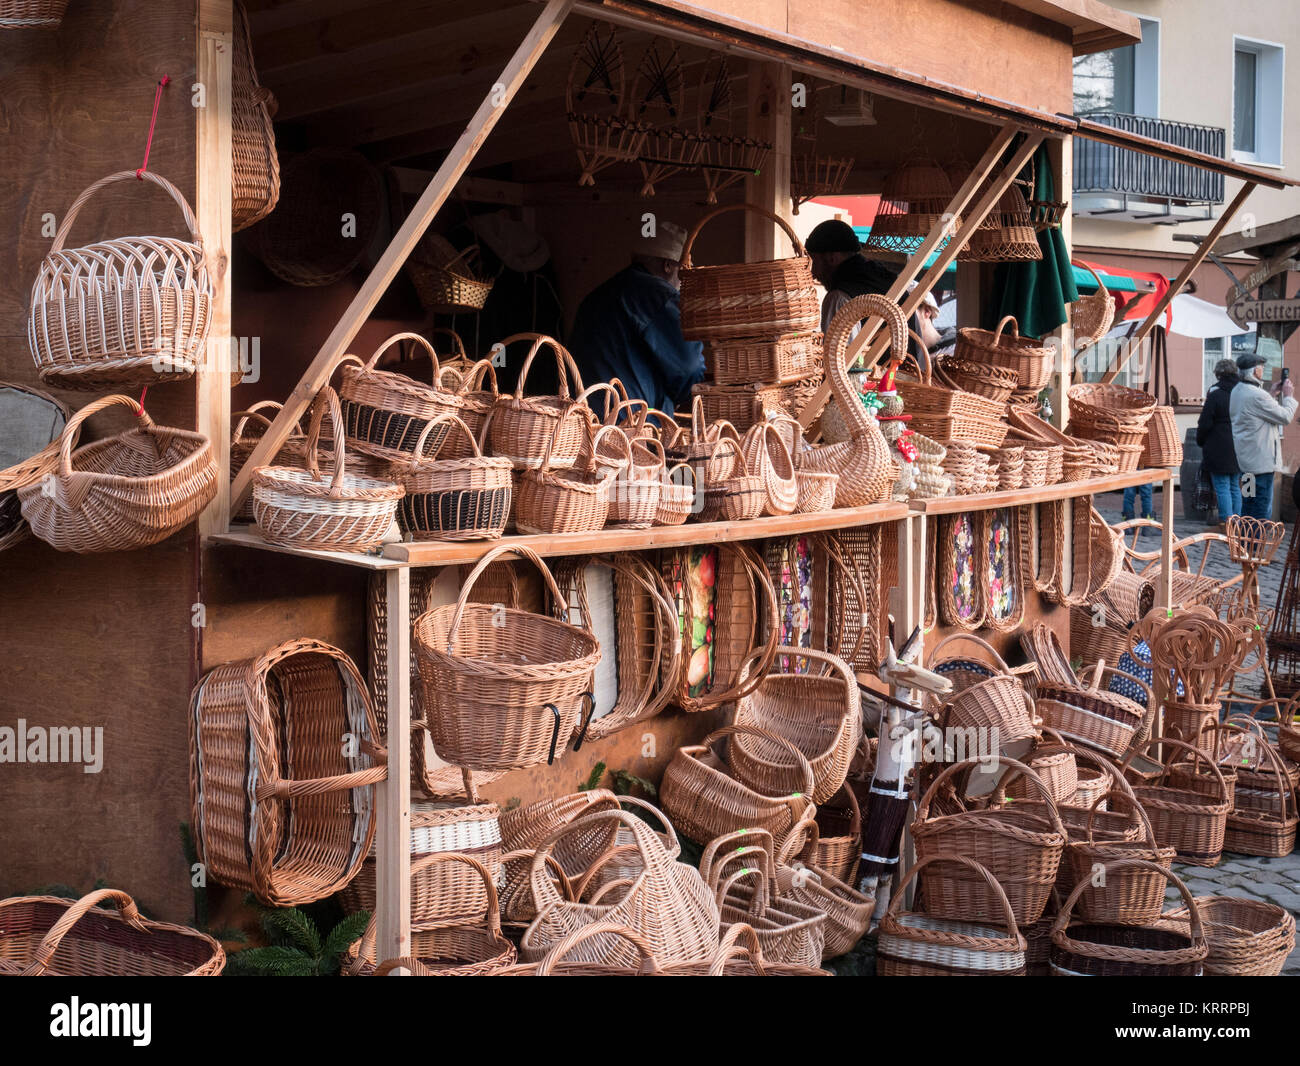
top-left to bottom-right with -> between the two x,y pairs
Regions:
209,502 -> 911,570
908,468 -> 1173,515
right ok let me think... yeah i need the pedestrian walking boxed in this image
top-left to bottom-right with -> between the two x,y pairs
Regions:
1229,351 -> 1298,520
1196,357 -> 1242,525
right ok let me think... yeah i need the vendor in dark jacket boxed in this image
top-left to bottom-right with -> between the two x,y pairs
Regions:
1196,357 -> 1242,522
567,221 -> 704,418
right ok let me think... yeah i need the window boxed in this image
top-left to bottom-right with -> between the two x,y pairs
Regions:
1202,334 -> 1258,395
1233,38 -> 1284,165
1073,17 -> 1159,117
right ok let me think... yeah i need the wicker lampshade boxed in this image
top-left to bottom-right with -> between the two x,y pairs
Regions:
958,179 -> 1042,263
791,154 -> 854,214
863,159 -> 961,255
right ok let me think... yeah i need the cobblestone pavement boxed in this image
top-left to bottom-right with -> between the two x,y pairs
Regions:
1095,486 -> 1300,972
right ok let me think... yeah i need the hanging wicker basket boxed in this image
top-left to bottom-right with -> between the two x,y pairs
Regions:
0,0 -> 69,28
29,171 -> 211,390
0,380 -> 71,552
232,0 -> 280,232
408,236 -> 495,313
1070,261 -> 1115,350
864,158 -> 961,256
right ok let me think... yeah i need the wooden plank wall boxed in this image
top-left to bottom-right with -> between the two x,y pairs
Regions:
0,2 -> 200,921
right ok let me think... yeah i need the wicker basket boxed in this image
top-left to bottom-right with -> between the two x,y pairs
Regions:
1165,896 -> 1296,977
1069,382 -> 1157,424
877,855 -> 1027,976
1050,860 -> 1206,976
955,316 -> 1053,391
0,380 -> 71,551
230,402 -> 308,522
29,171 -> 211,390
0,889 -> 223,976
864,158 -> 961,255
795,469 -> 838,513
344,854 -> 517,977
728,646 -> 863,805
407,236 -> 495,314
698,423 -> 765,522
1062,793 -> 1176,925
1070,261 -> 1114,350
515,422 -> 626,536
661,724 -> 816,850
396,414 -> 512,541
775,852 -> 874,959
706,332 -> 822,386
489,334 -> 590,470
0,0 -> 69,27
19,393 -> 217,553
704,841 -> 826,967
1122,737 -> 1231,867
189,639 -> 386,906
655,462 -> 698,525
912,756 -> 1067,927
742,421 -> 799,516
232,0 -> 280,232
444,355 -> 498,444
807,782 -> 863,884
692,381 -> 784,435
1141,405 -> 1183,467
413,545 -> 601,771
680,204 -> 820,340
252,387 -> 403,552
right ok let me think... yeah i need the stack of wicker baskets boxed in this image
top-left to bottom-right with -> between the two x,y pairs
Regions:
681,205 -> 823,436
1067,383 -> 1158,472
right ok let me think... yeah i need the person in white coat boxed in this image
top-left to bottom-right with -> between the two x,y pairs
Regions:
1229,351 -> 1297,520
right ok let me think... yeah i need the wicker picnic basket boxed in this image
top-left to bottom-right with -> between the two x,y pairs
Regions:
741,421 -> 799,516
515,422 -> 627,536
413,545 -> 601,771
661,724 -> 817,849
938,668 -> 1040,763
251,387 -> 403,552
775,850 -> 874,958
878,855 -> 1028,977
0,0 -> 68,27
1050,861 -> 1206,976
552,554 -> 681,743
912,756 -> 1067,927
728,646 -> 863,805
660,541 -> 778,712
1164,896 -> 1295,977
339,333 -> 468,464
955,316 -> 1053,391
1006,732 -> 1078,805
706,332 -> 822,386
520,809 -> 720,967
1122,737 -> 1231,867
344,855 -> 517,977
396,414 -> 512,541
1222,736 -> 1298,858
897,359 -> 1009,440
1140,405 -> 1183,467
679,204 -> 820,340
29,171 -> 211,390
189,639 -> 386,906
0,889 -> 224,976
19,393 -> 216,553
232,0 -> 280,232
1061,793 -> 1176,925
927,632 -> 1026,694
0,380 -> 70,551
1070,261 -> 1114,350
489,334 -> 590,470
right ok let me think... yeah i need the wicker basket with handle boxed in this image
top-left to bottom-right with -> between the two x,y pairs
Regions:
396,413 -> 512,541
706,331 -> 822,386
188,638 -> 387,907
679,204 -> 820,340
0,889 -> 224,976
955,315 -> 1053,391
29,171 -> 211,390
1070,261 -> 1115,350
1121,737 -> 1231,867
232,0 -> 280,232
1140,405 -> 1183,467
515,420 -> 627,536
19,393 -> 217,553
489,333 -> 590,470
698,422 -> 765,522
741,420 -> 799,516
1163,896 -> 1295,977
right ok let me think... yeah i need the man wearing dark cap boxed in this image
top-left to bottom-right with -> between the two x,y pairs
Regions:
1229,351 -> 1297,520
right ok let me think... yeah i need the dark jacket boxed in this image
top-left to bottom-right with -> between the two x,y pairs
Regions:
1196,377 -> 1240,475
821,254 -> 927,366
567,264 -> 705,417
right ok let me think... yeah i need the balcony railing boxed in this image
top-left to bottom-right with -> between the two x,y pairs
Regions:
1073,112 -> 1226,206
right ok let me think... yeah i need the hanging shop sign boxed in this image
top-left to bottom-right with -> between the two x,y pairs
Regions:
1226,253 -> 1300,328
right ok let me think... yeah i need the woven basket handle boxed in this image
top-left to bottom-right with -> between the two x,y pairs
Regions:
448,544 -> 568,650
455,358 -> 498,397
713,420 -> 748,477
574,380 -> 621,428
699,826 -> 776,884
571,842 -> 642,900
232,400 -> 298,445
664,461 -> 697,490
916,756 -> 1067,840
633,434 -> 666,469
1121,736 -> 1230,807
714,861 -> 772,918
926,632 -> 1012,675
57,394 -> 156,477
254,760 -> 387,800
1082,786 -> 1159,848
533,920 -> 661,975
371,956 -> 435,976
690,393 -> 707,438
363,331 -> 442,381
614,397 -> 649,433
410,412 -> 482,463
427,326 -> 467,362
23,889 -> 147,976
1071,260 -> 1109,299
992,315 -> 1020,345
708,922 -> 770,976
416,851 -> 504,934
1053,859 -> 1202,952
526,808 -> 659,912
704,723 -> 815,798
679,202 -> 807,268
504,333 -> 584,401
304,385 -> 348,496
50,170 -> 202,255
615,795 -> 680,855
885,854 -> 1023,944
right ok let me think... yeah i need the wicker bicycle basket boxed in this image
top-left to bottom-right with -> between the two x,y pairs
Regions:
189,638 -> 387,906
29,170 -> 212,390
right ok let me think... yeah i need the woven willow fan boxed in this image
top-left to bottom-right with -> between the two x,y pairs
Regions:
566,24 -> 648,187
695,55 -> 771,204
631,41 -> 704,197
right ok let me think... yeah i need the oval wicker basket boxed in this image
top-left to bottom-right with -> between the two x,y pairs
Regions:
29,171 -> 211,390
1070,261 -> 1115,350
232,0 -> 280,233
1164,896 -> 1296,977
396,413 -> 512,541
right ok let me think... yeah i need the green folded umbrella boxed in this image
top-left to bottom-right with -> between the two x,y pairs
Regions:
985,144 -> 1078,339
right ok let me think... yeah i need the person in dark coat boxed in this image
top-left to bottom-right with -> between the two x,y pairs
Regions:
1196,358 -> 1242,523
567,221 -> 704,418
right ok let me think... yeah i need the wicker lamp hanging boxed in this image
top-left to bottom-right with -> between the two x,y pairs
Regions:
863,143 -> 961,256
956,173 -> 1041,263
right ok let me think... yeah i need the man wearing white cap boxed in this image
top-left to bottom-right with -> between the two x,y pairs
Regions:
568,220 -> 705,417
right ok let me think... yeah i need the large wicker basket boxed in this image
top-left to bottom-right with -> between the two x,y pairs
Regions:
29,171 -> 211,390
955,316 -> 1053,391
19,393 -> 217,553
679,204 -> 820,340
189,639 -> 387,906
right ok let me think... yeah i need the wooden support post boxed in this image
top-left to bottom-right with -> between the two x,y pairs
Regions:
1049,136 -> 1071,430
196,0 -> 234,535
1157,474 -> 1175,609
376,566 -> 412,967
744,60 -> 792,261
797,128 -> 1043,428
1100,181 -> 1258,384
229,0 -> 574,514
